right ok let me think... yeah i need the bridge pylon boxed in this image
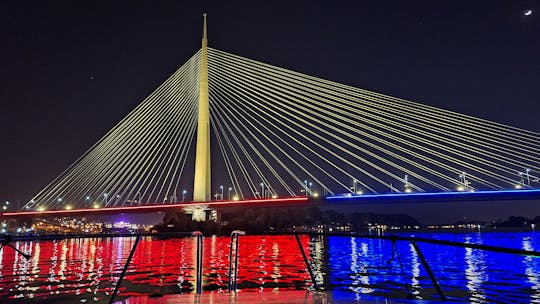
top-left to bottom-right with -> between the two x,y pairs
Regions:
192,13 -> 211,221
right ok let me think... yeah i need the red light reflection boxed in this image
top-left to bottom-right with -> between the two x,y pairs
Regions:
0,235 -> 313,302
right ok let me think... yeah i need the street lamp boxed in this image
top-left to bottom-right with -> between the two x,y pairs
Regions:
182,190 -> 187,202
220,185 -> 224,200
404,175 -> 412,193
228,187 -> 233,200
260,182 -> 264,198
458,172 -> 471,191
526,168 -> 531,187
515,172 -> 525,189
304,180 -> 308,197
103,193 -> 108,205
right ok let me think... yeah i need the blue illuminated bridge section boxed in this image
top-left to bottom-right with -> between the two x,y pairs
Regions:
325,189 -> 540,204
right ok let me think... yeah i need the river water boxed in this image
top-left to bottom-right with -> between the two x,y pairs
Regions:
0,232 -> 539,303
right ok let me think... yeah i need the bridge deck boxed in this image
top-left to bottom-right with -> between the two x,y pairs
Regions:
2,190 -> 540,219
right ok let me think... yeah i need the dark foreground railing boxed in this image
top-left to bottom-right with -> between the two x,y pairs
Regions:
1,231 -> 539,302
275,231 -> 540,301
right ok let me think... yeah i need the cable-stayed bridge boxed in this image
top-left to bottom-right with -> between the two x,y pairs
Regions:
3,15 -> 540,220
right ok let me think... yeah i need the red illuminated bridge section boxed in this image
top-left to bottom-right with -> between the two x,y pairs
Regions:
0,197 -> 311,219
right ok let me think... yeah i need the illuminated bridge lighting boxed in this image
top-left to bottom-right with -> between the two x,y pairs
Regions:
326,189 -> 540,201
0,197 -> 309,218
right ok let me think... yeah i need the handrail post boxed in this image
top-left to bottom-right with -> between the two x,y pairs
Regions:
410,240 -> 445,300
227,233 -> 235,292
227,230 -> 245,292
109,233 -> 142,304
192,231 -> 203,294
294,234 -> 321,290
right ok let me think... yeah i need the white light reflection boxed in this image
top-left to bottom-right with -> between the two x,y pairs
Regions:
271,241 -> 281,287
258,238 -> 267,291
59,240 -> 68,281
464,236 -> 488,303
408,243 -> 421,298
349,238 -> 374,298
176,239 -> 186,289
522,237 -> 540,303
13,241 -> 31,298
311,236 -> 325,288
47,240 -> 59,295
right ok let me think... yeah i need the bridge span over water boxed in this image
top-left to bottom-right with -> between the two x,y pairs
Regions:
3,189 -> 539,220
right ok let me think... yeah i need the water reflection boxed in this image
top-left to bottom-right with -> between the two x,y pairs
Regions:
408,242 -> 421,298
464,235 -> 488,303
349,237 -> 374,297
522,237 -> 540,303
0,233 -> 538,303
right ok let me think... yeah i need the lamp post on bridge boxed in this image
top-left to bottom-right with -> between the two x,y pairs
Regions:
220,185 -> 224,200
182,190 -> 187,202
515,173 -> 525,189
260,182 -> 265,199
458,172 -> 471,191
228,187 -> 232,200
404,175 -> 412,193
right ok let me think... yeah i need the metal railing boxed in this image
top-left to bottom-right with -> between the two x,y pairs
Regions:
0,231 -> 204,303
282,231 -> 540,300
2,231 -> 540,302
227,230 -> 245,292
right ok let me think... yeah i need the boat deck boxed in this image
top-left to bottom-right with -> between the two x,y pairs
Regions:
115,290 -> 444,303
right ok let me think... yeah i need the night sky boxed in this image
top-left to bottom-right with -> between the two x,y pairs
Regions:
1,1 -> 539,211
